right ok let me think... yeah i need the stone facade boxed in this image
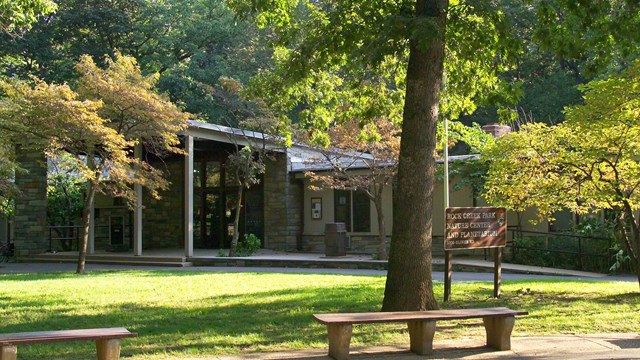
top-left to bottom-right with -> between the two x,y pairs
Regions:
141,156 -> 185,249
263,152 -> 303,251
92,155 -> 184,251
13,148 -> 48,256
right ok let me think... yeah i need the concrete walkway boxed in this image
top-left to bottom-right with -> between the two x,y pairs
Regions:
202,334 -> 640,359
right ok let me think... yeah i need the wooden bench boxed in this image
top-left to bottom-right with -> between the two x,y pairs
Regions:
313,307 -> 528,360
0,327 -> 137,360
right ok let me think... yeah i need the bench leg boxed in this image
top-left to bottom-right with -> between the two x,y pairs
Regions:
96,339 -> 121,360
326,324 -> 352,360
483,316 -> 515,350
407,320 -> 436,355
0,346 -> 17,360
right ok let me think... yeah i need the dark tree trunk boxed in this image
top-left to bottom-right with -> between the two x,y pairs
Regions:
382,0 -> 447,311
76,183 -> 96,274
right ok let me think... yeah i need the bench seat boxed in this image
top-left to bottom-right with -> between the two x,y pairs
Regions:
0,327 -> 136,360
313,307 -> 528,360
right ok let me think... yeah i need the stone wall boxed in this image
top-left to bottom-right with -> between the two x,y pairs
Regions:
142,156 -> 184,249
300,234 -> 391,255
263,152 -> 303,251
92,207 -> 131,251
14,148 -> 48,256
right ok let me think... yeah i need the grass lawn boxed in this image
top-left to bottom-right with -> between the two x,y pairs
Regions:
0,270 -> 638,359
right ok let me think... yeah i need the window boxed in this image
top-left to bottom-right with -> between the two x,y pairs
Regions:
334,190 -> 371,232
352,191 -> 371,232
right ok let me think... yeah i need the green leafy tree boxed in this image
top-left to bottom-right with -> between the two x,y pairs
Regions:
0,0 -> 56,35
483,60 -> 640,288
0,0 -> 271,124
229,0 -> 520,310
0,53 -> 190,273
534,0 -> 640,76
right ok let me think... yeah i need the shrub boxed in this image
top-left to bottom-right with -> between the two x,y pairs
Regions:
235,233 -> 261,256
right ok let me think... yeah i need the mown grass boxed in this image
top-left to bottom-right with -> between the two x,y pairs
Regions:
0,270 -> 638,359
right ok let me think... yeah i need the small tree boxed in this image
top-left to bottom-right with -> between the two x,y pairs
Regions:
226,146 -> 265,256
0,53 -> 190,273
483,60 -> 640,288
304,119 -> 400,260
214,77 -> 280,256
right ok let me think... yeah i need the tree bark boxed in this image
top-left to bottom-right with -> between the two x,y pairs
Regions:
228,185 -> 244,256
382,0 -> 447,311
77,182 -> 96,274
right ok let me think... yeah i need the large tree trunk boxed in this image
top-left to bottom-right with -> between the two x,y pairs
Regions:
382,0 -> 447,311
228,185 -> 244,256
76,183 -> 96,274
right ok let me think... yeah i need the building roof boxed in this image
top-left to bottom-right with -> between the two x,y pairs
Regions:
186,120 -> 480,173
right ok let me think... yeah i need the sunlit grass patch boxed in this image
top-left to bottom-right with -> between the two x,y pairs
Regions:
0,270 -> 637,359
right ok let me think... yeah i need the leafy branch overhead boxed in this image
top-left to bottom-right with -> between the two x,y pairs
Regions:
231,0 -> 521,136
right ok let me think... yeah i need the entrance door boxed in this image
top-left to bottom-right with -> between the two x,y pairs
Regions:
192,153 -> 262,249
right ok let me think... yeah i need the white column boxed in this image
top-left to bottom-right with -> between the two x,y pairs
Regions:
133,144 -> 143,256
184,135 -> 194,257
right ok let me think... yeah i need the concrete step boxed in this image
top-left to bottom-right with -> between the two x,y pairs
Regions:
190,257 -> 388,270
27,256 -> 192,267
31,253 -> 187,263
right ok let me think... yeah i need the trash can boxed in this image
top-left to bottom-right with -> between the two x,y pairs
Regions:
324,223 -> 347,256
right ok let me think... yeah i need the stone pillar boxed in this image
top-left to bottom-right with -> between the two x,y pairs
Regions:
14,148 -> 48,256
263,151 -> 302,251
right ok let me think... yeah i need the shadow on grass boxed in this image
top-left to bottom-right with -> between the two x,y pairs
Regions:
0,284 -> 387,359
1,276 -> 638,359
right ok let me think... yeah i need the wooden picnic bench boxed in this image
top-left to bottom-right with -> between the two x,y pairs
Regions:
0,327 -> 137,360
313,307 -> 528,360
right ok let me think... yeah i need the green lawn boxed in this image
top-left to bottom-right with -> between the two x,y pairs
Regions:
0,270 -> 638,359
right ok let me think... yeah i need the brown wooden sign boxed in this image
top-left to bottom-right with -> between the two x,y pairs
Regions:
445,207 -> 506,250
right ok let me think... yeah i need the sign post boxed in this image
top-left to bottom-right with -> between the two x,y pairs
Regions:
445,206 -> 507,298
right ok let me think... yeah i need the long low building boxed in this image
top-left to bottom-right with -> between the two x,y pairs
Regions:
10,121 -> 555,259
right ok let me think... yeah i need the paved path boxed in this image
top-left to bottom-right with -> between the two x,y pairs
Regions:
200,334 -> 640,359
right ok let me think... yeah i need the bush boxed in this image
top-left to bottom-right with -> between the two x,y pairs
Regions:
235,233 -> 261,256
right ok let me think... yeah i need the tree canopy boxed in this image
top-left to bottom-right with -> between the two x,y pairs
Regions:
229,0 -> 521,310
0,0 -> 271,125
0,0 -> 56,35
483,60 -> 640,286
